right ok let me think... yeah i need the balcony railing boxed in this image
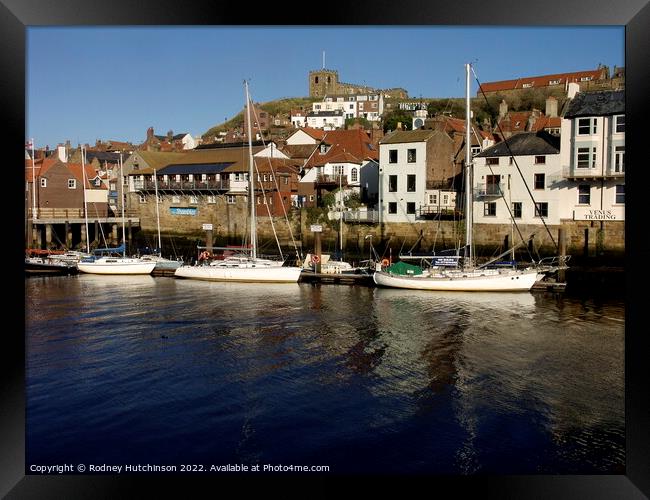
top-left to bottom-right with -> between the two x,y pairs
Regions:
474,183 -> 503,197
342,209 -> 379,223
316,174 -> 348,185
133,179 -> 231,191
562,166 -> 625,179
417,206 -> 461,218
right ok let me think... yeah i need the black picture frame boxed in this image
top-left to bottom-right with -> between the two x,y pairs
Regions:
4,1 -> 649,497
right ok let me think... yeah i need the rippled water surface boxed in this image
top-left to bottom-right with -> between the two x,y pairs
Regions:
26,275 -> 624,474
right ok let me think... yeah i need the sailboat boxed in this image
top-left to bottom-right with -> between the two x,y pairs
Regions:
373,63 -> 545,292
174,81 -> 302,283
77,149 -> 156,275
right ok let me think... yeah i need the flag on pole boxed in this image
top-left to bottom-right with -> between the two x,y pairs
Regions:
25,139 -> 34,149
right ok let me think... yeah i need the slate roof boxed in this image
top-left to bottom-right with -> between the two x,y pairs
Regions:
159,163 -> 234,175
475,131 -> 560,157
380,130 -> 437,144
563,90 -> 625,118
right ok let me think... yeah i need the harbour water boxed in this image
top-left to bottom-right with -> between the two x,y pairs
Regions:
25,275 -> 624,474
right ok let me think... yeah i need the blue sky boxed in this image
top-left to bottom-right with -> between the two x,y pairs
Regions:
27,26 -> 624,149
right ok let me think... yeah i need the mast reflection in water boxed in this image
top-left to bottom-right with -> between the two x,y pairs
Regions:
26,276 -> 624,474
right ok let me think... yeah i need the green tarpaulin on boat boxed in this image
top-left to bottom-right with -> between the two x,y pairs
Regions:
386,261 -> 423,276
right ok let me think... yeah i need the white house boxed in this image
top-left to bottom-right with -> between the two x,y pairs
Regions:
379,130 -> 459,224
472,89 -> 625,227
472,131 -> 563,225
290,109 -> 308,128
557,88 -> 625,222
306,110 -> 345,130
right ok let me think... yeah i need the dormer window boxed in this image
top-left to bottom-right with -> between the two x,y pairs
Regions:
580,76 -> 592,82
320,144 -> 330,154
522,83 -> 533,88
549,79 -> 561,85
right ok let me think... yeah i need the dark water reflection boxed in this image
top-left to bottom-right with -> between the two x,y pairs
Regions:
26,276 -> 624,474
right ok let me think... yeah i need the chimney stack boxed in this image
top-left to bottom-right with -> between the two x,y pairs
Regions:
499,99 -> 508,119
545,96 -> 558,117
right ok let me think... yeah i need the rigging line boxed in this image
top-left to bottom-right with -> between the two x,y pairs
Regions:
471,65 -> 558,253
249,101 -> 301,260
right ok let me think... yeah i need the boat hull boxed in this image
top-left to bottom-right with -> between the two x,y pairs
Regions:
174,265 -> 302,283
77,259 -> 156,275
373,268 -> 543,292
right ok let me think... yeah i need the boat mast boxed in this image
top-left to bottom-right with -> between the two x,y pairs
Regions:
120,152 -> 126,257
154,168 -> 162,256
464,62 -> 473,268
81,145 -> 90,253
244,80 -> 257,259
339,172 -> 343,257
30,138 -> 36,223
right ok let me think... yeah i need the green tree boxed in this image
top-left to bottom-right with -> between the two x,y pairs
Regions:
382,109 -> 413,133
344,191 -> 361,209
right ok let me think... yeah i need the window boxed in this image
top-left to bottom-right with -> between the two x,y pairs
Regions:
580,76 -> 592,81
535,156 -> 546,164
40,178 -> 47,188
388,202 -> 397,214
407,149 -> 416,163
389,150 -> 398,163
189,196 -> 198,205
333,165 -> 344,176
484,202 -> 496,216
577,147 -> 597,169
486,157 -> 499,165
407,174 -> 416,192
172,195 -> 181,204
486,175 -> 500,195
442,194 -> 449,205
522,82 -> 533,88
471,146 -> 481,156
157,195 -> 163,204
207,195 -> 216,204
534,173 -> 545,190
428,194 -> 438,205
139,195 -> 147,204
549,79 -> 561,85
309,195 -> 314,202
535,202 -> 548,218
615,185 -> 625,204
314,76 -> 319,84
578,184 -> 591,204
227,195 -> 236,204
94,178 -> 101,187
615,115 -> 625,133
68,179 -> 76,189
351,168 -> 358,182
406,202 -> 416,214
284,176 -> 289,185
577,117 -> 597,135
388,175 -> 397,192
512,202 -> 522,219
614,146 -> 625,173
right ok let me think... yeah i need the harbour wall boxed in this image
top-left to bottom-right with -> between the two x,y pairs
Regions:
133,203 -> 624,263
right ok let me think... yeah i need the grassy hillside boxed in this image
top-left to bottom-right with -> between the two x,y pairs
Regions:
202,96 -> 319,140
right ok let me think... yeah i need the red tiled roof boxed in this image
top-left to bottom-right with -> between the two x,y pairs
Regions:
66,163 -> 108,189
479,69 -> 606,94
299,127 -> 326,140
306,129 -> 378,167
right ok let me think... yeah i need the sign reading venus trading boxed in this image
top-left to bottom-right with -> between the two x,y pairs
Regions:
574,208 -> 620,221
